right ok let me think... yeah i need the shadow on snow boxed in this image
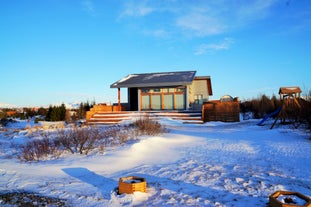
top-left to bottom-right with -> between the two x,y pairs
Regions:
62,167 -> 117,199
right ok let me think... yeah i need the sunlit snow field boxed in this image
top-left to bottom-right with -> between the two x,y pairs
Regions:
1,118 -> 311,206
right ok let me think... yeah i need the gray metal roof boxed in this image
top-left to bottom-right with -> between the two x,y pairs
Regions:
110,71 -> 197,88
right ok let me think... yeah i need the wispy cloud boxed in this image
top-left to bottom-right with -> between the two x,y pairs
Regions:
143,29 -> 170,38
118,0 -> 279,38
81,0 -> 97,17
195,38 -> 234,55
235,0 -> 277,25
176,12 -> 226,36
119,2 -> 154,18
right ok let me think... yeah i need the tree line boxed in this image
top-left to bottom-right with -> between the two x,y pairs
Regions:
0,101 -> 95,123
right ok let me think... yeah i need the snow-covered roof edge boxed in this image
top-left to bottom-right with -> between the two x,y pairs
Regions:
110,70 -> 197,88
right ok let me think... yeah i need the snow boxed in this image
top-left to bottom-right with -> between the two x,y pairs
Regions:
277,194 -> 307,205
1,118 -> 311,206
112,74 -> 138,86
142,72 -> 175,81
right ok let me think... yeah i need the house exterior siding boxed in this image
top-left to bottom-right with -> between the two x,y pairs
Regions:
110,71 -> 212,111
187,78 -> 211,110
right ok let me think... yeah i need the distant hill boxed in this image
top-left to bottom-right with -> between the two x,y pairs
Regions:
0,103 -> 17,109
64,102 -> 80,109
0,102 -> 81,109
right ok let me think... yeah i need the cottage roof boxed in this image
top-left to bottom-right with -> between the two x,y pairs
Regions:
110,71 -> 197,88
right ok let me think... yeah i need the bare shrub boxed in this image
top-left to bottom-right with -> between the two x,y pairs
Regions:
18,138 -> 60,161
117,130 -> 129,144
241,93 -> 311,133
56,126 -> 101,155
100,126 -> 122,146
240,94 -> 281,119
299,98 -> 311,130
100,126 -> 137,145
17,116 -> 167,162
132,115 -> 165,136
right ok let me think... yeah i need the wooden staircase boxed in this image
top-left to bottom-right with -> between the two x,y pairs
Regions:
87,111 -> 203,125
87,111 -> 133,125
153,111 -> 203,124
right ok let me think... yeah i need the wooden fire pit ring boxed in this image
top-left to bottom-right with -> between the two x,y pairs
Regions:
118,176 -> 146,194
269,191 -> 311,207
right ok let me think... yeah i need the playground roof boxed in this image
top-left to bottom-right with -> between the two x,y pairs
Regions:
279,86 -> 302,95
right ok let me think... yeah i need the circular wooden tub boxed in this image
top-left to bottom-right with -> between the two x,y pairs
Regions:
269,191 -> 311,207
118,176 -> 146,194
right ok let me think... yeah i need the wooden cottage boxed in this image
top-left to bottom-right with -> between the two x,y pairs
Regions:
86,71 -> 241,124
110,71 -> 213,111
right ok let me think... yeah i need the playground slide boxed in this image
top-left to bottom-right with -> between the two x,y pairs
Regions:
257,106 -> 282,126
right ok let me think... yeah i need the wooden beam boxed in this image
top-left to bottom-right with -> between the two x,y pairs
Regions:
118,88 -> 121,111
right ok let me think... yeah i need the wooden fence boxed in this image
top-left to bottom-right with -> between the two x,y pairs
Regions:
202,100 -> 240,122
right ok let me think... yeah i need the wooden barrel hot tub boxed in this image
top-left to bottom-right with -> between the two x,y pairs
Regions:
118,176 -> 146,194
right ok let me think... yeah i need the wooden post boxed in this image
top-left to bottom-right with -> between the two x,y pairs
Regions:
161,92 -> 164,110
139,91 -> 142,111
173,92 -> 176,110
118,88 -> 121,111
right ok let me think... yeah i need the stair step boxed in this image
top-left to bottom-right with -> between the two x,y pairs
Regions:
182,120 -> 204,124
90,118 -> 130,121
92,115 -> 131,119
155,112 -> 201,117
172,117 -> 202,120
88,121 -> 120,125
87,111 -> 202,125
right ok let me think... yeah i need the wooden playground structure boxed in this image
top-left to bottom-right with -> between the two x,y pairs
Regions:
270,86 -> 302,129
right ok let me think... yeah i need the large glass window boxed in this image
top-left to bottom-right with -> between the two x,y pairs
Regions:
142,95 -> 150,110
151,95 -> 161,110
175,94 -> 185,109
140,87 -> 186,110
194,94 -> 203,104
164,94 -> 174,110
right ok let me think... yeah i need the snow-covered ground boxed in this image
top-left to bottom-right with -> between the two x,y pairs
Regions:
0,118 -> 311,206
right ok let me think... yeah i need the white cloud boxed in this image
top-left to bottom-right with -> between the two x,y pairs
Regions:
81,0 -> 97,17
195,38 -> 234,55
176,12 -> 226,36
118,1 -> 279,38
143,29 -> 170,38
235,0 -> 277,25
119,2 -> 154,18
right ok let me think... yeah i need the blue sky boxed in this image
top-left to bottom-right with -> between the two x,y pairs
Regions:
1,0 -> 310,107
